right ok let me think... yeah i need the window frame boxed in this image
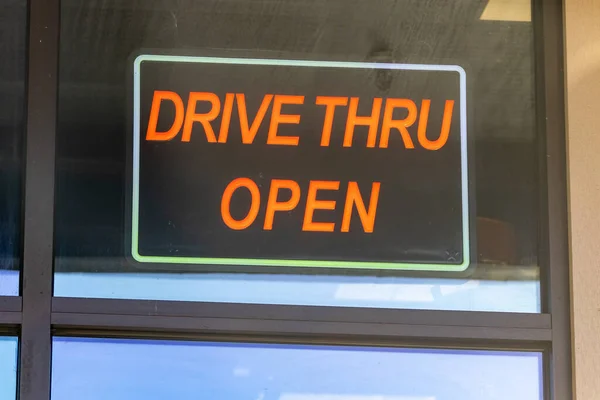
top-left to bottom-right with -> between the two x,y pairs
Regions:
0,0 -> 571,399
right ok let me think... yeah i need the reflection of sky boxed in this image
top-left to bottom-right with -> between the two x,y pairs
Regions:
0,271 -> 18,296
55,272 -> 539,312
51,338 -> 543,400
0,337 -> 17,400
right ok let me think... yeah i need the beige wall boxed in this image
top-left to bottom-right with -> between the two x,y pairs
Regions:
565,0 -> 600,398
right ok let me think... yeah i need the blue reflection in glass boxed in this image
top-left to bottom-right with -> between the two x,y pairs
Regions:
51,337 -> 542,400
0,337 -> 17,400
54,272 -> 540,313
0,271 -> 19,296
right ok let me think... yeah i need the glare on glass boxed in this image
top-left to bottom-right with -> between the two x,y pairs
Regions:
51,337 -> 543,400
0,337 -> 18,400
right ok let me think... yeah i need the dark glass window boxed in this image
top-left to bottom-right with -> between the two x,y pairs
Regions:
55,0 -> 539,312
0,0 -> 25,296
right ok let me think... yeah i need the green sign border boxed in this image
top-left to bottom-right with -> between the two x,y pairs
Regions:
131,54 -> 470,272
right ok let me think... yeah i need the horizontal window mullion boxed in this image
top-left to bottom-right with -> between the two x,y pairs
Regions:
52,297 -> 551,330
0,312 -> 21,326
51,312 -> 552,344
0,296 -> 21,313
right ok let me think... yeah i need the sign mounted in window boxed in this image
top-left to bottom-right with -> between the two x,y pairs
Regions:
129,54 -> 471,273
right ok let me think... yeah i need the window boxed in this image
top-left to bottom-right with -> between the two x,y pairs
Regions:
0,0 -> 25,296
5,1 -> 573,400
55,0 -> 540,313
52,337 -> 543,400
0,337 -> 17,400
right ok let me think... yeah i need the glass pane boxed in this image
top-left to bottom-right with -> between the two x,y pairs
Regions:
55,0 -> 540,312
0,337 -> 18,400
0,0 -> 25,296
52,337 -> 543,400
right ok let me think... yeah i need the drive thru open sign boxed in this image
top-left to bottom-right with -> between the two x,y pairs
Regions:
130,54 -> 470,273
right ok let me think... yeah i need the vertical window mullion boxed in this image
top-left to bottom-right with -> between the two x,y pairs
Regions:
537,0 -> 573,399
18,0 -> 60,398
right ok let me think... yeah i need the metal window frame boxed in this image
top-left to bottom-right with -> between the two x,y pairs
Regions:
0,0 -> 571,399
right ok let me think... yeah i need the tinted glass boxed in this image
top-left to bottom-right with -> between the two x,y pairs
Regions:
52,337 -> 543,400
55,0 -> 540,312
0,0 -> 25,296
0,337 -> 17,400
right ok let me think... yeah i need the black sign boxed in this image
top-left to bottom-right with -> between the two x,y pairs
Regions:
130,54 -> 470,272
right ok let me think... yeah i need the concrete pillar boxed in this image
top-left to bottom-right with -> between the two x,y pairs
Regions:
564,0 -> 600,398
